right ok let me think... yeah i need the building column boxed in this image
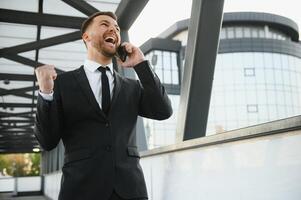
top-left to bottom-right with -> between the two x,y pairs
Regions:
176,0 -> 224,141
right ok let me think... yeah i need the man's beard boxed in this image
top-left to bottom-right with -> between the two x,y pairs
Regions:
93,41 -> 116,57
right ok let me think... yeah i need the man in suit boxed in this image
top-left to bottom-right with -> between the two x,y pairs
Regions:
35,11 -> 172,200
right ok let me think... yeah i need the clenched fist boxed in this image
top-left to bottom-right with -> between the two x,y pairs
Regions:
35,65 -> 57,94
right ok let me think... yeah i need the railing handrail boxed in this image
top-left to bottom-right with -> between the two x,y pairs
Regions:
141,115 -> 301,157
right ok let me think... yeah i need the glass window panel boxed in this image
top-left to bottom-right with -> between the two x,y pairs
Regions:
284,91 -> 292,106
253,53 -> 264,68
156,50 -> 163,70
225,94 -> 235,107
277,34 -> 282,40
259,29 -> 265,38
251,28 -> 258,38
265,69 -> 275,84
244,68 -> 255,76
282,71 -> 290,86
267,105 -> 278,120
280,54 -> 288,70
274,69 -> 283,84
247,104 -> 258,113
243,27 -> 251,37
235,27 -> 243,38
171,53 -> 178,70
231,53 -> 240,69
233,69 -> 244,83
267,90 -> 276,104
223,54 -> 233,69
276,90 -> 285,105
242,53 -> 253,67
288,55 -> 294,71
245,90 -> 257,103
264,53 -> 273,68
226,107 -> 237,121
172,70 -> 179,84
227,27 -> 234,38
277,105 -> 287,119
258,105 -> 269,120
236,105 -> 247,120
256,69 -> 265,84
164,70 -> 172,84
257,90 -> 267,104
163,51 -> 171,70
214,93 -> 225,106
273,53 -> 282,69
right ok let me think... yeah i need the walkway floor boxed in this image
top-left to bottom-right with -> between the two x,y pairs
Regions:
0,193 -> 47,200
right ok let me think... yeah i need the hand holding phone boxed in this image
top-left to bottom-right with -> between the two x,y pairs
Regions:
116,42 -> 145,67
116,45 -> 127,62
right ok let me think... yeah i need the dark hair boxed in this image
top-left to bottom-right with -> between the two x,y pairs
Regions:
81,11 -> 118,36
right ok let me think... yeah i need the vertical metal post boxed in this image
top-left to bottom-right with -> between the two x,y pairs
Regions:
176,0 -> 224,141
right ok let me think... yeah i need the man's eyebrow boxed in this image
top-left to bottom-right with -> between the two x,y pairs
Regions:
99,19 -> 110,24
99,19 -> 120,28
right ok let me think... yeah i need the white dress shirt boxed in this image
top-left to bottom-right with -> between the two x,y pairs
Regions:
39,59 -> 115,109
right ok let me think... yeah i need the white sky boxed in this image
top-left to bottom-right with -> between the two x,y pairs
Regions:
129,0 -> 301,46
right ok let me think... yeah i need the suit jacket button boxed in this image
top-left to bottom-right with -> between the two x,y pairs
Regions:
105,123 -> 109,127
105,145 -> 112,152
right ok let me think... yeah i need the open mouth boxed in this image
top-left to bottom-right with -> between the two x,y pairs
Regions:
104,36 -> 116,45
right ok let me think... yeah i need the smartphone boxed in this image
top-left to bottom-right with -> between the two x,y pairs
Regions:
116,45 -> 127,62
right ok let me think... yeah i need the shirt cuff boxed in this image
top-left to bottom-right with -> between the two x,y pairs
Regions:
39,91 -> 54,101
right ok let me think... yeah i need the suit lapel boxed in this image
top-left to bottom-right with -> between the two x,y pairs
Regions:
73,66 -> 107,119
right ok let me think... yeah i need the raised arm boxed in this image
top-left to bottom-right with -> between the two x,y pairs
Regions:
34,65 -> 62,150
117,42 -> 173,120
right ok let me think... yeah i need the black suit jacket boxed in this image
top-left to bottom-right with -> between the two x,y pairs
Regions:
35,60 -> 172,200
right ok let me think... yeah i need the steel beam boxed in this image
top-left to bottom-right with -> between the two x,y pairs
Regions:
0,144 -> 38,148
0,131 -> 34,135
0,128 -> 34,132
3,54 -> 43,67
0,103 -> 36,108
0,139 -> 37,143
0,31 -> 81,57
0,148 -> 38,154
176,0 -> 224,141
62,0 -> 99,16
0,119 -> 34,123
0,85 -> 39,95
0,8 -> 85,29
0,88 -> 38,99
115,0 -> 149,30
3,54 -> 64,73
0,111 -> 35,118
0,73 -> 36,81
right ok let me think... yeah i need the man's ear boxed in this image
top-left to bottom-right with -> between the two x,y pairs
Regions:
82,32 -> 90,43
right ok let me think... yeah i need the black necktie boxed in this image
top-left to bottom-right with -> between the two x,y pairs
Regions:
98,66 -> 110,114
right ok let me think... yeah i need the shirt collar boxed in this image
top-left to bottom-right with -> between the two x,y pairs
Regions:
84,59 -> 114,75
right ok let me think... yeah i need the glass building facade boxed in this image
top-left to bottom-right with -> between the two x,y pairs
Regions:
207,52 -> 301,135
142,12 -> 301,149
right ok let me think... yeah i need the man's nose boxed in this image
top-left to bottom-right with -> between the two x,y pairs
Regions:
108,25 -> 117,32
